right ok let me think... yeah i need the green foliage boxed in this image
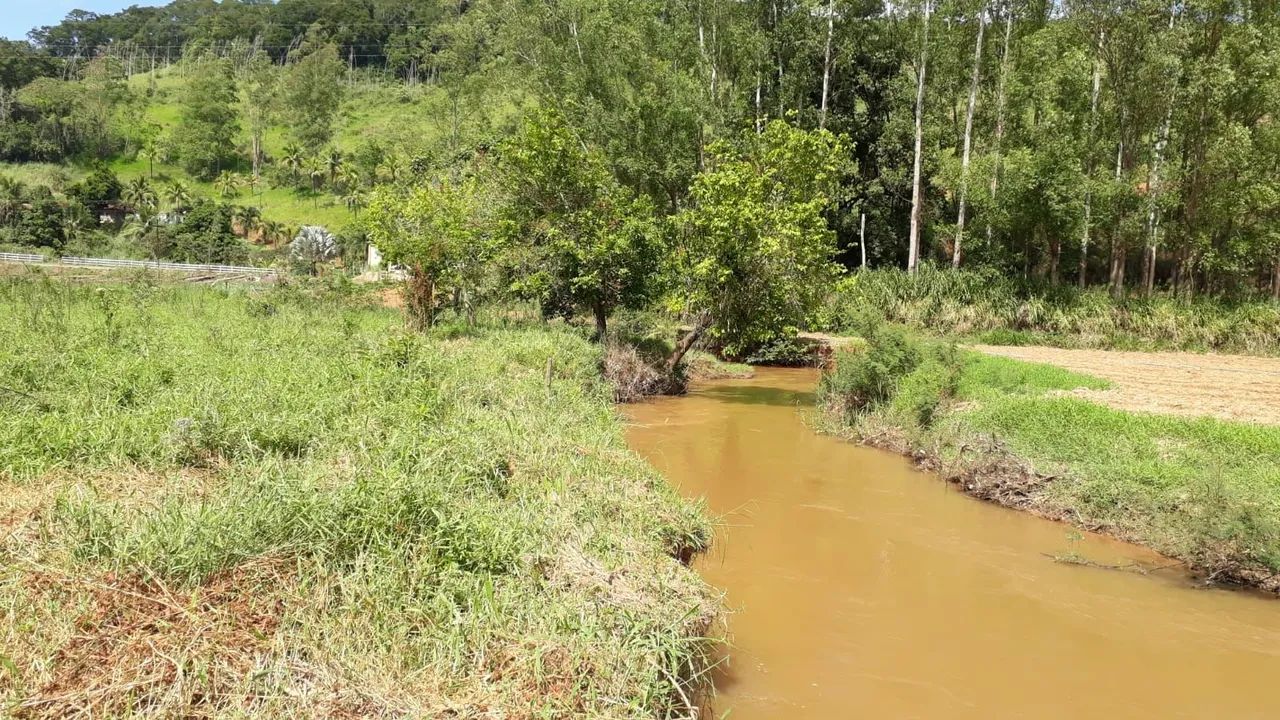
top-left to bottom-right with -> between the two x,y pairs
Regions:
0,277 -> 714,716
826,266 -> 1280,355
675,121 -> 847,357
499,110 -> 664,338
888,345 -> 963,428
367,175 -> 497,327
744,337 -> 820,367
171,59 -> 239,179
818,325 -> 921,419
169,200 -> 246,265
280,41 -> 346,151
67,165 -> 122,216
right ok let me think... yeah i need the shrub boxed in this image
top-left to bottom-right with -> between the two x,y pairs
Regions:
603,342 -> 684,402
818,325 -> 921,419
745,336 -> 821,366
889,345 -> 964,427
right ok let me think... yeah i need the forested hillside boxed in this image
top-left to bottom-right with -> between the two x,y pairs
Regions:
1,0 -> 1277,299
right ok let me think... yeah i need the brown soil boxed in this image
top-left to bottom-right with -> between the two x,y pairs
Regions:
973,345 -> 1280,425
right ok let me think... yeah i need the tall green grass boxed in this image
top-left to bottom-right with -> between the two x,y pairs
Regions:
0,273 -> 714,718
821,267 -> 1280,355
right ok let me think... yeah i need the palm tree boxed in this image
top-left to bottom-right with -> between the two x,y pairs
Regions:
378,153 -> 403,184
260,220 -> 286,247
337,163 -> 361,193
164,180 -> 192,211
324,147 -> 344,186
123,177 -> 157,216
0,176 -> 24,225
281,143 -> 305,187
214,171 -> 242,199
343,189 -> 366,217
62,213 -> 86,249
232,205 -> 262,239
305,157 -> 326,206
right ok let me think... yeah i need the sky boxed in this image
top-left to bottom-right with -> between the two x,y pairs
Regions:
2,0 -> 166,41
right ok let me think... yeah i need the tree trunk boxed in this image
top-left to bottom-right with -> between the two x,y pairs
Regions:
666,312 -> 712,373
1273,256 -> 1280,301
860,212 -> 868,269
1143,3 -> 1180,297
1108,139 -> 1125,298
953,8 -> 986,269
1049,236 -> 1061,286
1109,234 -> 1126,300
986,7 -> 1013,246
1080,30 -> 1103,288
819,0 -> 835,129
592,302 -> 608,342
406,267 -> 435,330
907,0 -> 933,273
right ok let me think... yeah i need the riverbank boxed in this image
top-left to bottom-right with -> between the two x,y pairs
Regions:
818,327 -> 1280,593
0,276 -> 716,718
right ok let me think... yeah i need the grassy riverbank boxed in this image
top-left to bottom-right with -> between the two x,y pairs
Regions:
819,326 -> 1280,592
0,274 -> 715,718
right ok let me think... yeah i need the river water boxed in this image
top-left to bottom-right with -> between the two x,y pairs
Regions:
624,368 -> 1280,719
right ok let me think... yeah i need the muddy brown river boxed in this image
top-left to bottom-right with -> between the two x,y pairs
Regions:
625,368 -> 1280,719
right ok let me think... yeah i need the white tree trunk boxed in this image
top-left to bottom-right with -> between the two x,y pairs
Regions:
860,212 -> 868,269
820,0 -> 836,129
1080,30 -> 1103,287
907,0 -> 933,273
1144,4 -> 1180,295
952,8 -> 986,268
986,5 -> 1013,246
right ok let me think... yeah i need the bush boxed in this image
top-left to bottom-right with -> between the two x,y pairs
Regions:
603,342 -> 684,402
818,325 -> 921,419
745,336 -> 821,366
889,345 -> 964,427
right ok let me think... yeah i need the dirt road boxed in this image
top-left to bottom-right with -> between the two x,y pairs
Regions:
973,345 -> 1280,425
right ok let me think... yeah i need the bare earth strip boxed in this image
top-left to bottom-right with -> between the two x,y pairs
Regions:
973,345 -> 1280,426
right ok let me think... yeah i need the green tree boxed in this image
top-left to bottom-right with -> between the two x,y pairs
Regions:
164,180 -> 192,211
171,58 -> 240,179
123,177 -> 157,215
669,121 -> 847,365
367,177 -> 496,329
499,111 -> 664,340
280,40 -> 346,151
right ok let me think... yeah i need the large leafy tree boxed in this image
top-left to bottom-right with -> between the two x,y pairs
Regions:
366,175 -> 496,329
280,38 -> 346,151
171,58 -> 239,179
498,110 -> 664,340
669,120 -> 847,364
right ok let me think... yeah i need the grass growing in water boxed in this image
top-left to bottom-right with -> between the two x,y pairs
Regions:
0,274 -> 715,718
820,327 -> 1280,591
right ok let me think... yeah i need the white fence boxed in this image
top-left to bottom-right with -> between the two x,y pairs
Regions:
0,252 -> 276,278
59,256 -> 278,277
0,252 -> 47,264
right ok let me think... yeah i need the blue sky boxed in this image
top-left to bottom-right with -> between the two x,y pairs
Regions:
2,1 -> 166,41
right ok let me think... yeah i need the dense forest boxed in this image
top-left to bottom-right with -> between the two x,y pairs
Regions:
1,0 -> 1278,306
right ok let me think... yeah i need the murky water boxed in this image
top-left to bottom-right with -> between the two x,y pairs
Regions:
625,368 -> 1280,720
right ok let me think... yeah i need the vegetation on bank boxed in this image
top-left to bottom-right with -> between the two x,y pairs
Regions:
819,322 -> 1280,592
0,275 -> 715,718
822,268 -> 1280,355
